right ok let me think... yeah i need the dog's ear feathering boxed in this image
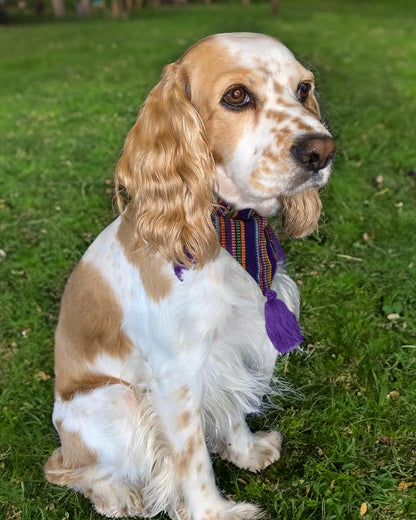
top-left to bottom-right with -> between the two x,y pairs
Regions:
115,62 -> 220,269
279,190 -> 323,238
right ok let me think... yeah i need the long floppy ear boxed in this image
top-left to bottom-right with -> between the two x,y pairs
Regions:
279,189 -> 322,238
115,62 -> 219,268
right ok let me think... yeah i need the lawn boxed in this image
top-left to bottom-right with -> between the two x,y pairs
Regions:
1,1 -> 416,519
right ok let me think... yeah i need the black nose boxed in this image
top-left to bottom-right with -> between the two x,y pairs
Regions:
291,134 -> 336,172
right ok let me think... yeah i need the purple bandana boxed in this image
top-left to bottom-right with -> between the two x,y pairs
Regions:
175,200 -> 304,354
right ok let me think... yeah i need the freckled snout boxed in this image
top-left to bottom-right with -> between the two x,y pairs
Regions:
291,134 -> 336,172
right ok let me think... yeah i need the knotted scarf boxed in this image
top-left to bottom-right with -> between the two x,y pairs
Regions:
211,199 -> 303,354
174,199 -> 304,354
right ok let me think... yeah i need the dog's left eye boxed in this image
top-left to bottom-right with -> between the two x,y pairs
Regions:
221,85 -> 252,110
296,82 -> 311,103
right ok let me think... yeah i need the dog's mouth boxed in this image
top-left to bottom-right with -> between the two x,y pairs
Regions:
284,163 -> 331,195
309,167 -> 329,185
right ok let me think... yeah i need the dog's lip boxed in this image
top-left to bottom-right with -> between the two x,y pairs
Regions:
308,171 -> 328,188
284,167 -> 329,194
310,169 -> 325,181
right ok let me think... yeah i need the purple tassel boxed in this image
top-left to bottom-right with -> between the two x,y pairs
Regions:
265,289 -> 304,354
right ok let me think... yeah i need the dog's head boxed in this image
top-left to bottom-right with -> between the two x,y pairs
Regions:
116,33 -> 336,267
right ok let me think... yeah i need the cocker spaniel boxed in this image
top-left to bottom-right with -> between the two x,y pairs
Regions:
45,33 -> 336,520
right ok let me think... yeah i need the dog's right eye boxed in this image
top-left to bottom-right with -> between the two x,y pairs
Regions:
221,85 -> 253,110
296,82 -> 311,103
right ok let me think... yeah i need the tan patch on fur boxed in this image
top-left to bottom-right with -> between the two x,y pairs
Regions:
250,144 -> 287,192
60,374 -> 131,402
45,423 -> 98,486
58,422 -> 98,468
265,109 -> 286,123
292,116 -> 315,133
250,177 -> 275,196
176,433 -> 201,479
306,93 -> 321,119
176,411 -> 192,430
273,80 -> 283,95
54,260 -> 133,400
177,455 -> 188,479
117,206 -> 172,302
185,436 -> 196,460
263,147 -> 280,163
174,385 -> 190,402
276,125 -> 292,136
180,39 -> 261,165
177,440 -> 193,479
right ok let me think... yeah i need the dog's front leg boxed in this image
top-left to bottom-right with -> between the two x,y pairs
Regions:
151,372 -> 261,520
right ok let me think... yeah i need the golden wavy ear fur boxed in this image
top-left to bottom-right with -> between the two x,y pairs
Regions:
279,189 -> 322,238
115,62 -> 219,268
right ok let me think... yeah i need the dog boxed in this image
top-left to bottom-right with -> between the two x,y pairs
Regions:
45,32 -> 336,520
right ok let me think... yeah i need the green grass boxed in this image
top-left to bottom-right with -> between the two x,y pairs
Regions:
1,1 -> 416,519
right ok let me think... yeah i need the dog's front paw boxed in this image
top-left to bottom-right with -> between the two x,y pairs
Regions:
170,500 -> 262,520
220,502 -> 264,519
200,501 -> 263,520
221,430 -> 282,473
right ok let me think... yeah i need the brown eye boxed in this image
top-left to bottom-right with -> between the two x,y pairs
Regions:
297,82 -> 311,103
222,85 -> 252,109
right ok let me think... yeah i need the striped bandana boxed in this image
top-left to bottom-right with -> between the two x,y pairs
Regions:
212,199 -> 285,295
211,199 -> 304,354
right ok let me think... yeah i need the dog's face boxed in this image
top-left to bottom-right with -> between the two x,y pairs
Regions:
180,33 -> 335,216
116,33 -> 336,267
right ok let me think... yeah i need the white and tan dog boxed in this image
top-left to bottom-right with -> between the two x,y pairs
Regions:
45,33 -> 335,520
